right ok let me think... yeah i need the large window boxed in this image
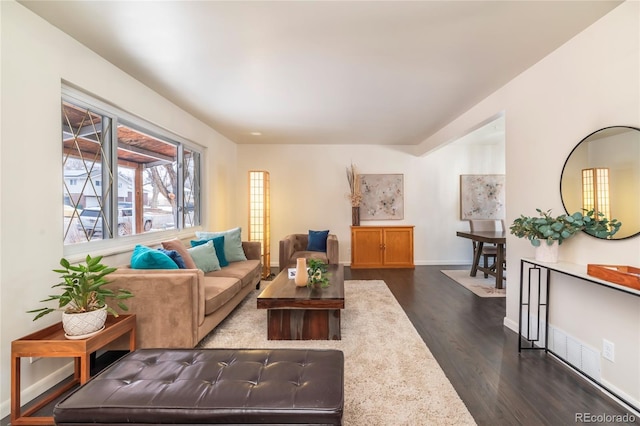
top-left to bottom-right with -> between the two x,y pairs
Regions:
62,90 -> 201,245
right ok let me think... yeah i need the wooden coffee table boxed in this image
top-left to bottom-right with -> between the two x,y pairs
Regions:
257,264 -> 344,340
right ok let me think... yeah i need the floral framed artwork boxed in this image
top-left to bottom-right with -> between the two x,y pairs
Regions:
359,174 -> 404,220
460,174 -> 505,220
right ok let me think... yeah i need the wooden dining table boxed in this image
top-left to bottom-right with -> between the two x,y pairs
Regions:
456,230 -> 506,289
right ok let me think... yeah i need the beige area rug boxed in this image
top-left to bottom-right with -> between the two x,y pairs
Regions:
440,270 -> 506,297
199,280 -> 476,426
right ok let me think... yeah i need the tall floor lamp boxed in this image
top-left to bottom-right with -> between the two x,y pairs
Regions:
248,170 -> 270,279
582,167 -> 611,220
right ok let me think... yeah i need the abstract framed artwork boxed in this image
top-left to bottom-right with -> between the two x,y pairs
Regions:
460,174 -> 505,220
359,174 -> 404,220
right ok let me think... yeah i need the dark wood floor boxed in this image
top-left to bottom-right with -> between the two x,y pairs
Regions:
4,265 -> 638,425
346,265 -> 639,426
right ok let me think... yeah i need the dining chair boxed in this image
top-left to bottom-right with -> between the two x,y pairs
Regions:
469,219 -> 503,278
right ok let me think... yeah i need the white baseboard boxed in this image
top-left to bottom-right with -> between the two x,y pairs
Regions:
516,314 -> 640,415
503,317 -> 518,333
598,378 -> 640,417
414,260 -> 470,266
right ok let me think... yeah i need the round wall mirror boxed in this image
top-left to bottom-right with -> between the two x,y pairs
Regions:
560,126 -> 640,239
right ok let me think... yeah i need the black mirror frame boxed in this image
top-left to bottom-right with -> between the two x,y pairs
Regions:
560,125 -> 640,241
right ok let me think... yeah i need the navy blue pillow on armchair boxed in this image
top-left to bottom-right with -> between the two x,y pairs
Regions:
307,229 -> 329,252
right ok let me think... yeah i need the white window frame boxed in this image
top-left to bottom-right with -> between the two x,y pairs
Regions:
62,85 -> 203,257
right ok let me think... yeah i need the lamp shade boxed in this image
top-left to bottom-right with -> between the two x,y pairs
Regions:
248,170 -> 270,278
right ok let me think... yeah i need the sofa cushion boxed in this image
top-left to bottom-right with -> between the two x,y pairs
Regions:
187,240 -> 221,273
130,245 -> 178,270
203,276 -> 242,315
161,239 -> 198,269
204,259 -> 261,288
191,236 -> 228,267
196,227 -> 247,262
292,251 -> 328,263
307,229 -> 329,252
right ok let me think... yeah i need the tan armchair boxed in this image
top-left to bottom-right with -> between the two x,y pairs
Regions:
279,233 -> 339,272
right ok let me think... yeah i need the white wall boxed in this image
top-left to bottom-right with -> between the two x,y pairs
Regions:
415,1 -> 640,408
237,138 -> 504,268
0,1 -> 239,417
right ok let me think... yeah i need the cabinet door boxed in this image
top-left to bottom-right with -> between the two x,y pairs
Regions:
351,227 -> 383,268
382,227 -> 414,267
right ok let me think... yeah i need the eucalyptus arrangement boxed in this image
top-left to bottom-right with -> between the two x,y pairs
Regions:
307,259 -> 330,288
510,208 -> 621,247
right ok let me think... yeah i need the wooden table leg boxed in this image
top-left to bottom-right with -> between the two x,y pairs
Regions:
495,243 -> 505,289
470,242 -> 484,277
11,355 -> 21,424
129,325 -> 137,351
11,354 -> 78,425
73,357 -> 81,382
80,353 -> 90,384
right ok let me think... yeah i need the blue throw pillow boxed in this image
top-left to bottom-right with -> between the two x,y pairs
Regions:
190,235 -> 228,267
195,227 -> 247,262
157,248 -> 186,269
131,245 -> 179,270
307,229 -> 329,252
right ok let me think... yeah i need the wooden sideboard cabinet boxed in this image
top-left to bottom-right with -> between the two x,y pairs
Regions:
350,226 -> 414,269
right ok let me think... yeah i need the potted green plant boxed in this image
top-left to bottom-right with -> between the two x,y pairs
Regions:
510,209 -> 621,262
307,259 -> 330,288
28,255 -> 133,337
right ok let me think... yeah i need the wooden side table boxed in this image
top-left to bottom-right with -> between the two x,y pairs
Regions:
11,314 -> 136,425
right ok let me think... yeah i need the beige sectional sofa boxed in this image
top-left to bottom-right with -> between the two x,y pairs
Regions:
106,240 -> 261,348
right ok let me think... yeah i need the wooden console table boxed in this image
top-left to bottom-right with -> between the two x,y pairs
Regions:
11,314 -> 136,425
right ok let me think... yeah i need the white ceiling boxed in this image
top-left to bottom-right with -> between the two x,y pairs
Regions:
20,1 -> 621,146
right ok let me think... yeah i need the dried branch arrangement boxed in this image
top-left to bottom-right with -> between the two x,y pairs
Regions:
346,163 -> 362,207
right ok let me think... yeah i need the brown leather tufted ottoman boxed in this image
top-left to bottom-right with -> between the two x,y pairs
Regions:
53,348 -> 344,425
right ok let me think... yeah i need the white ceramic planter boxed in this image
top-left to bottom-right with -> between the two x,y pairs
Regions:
62,305 -> 107,338
535,240 -> 559,263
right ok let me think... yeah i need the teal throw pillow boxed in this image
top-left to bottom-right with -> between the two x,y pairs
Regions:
131,245 -> 179,270
187,240 -> 221,273
196,227 -> 247,262
190,235 -> 228,267
307,229 -> 329,252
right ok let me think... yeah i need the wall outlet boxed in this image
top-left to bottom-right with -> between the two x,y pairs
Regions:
602,339 -> 615,362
